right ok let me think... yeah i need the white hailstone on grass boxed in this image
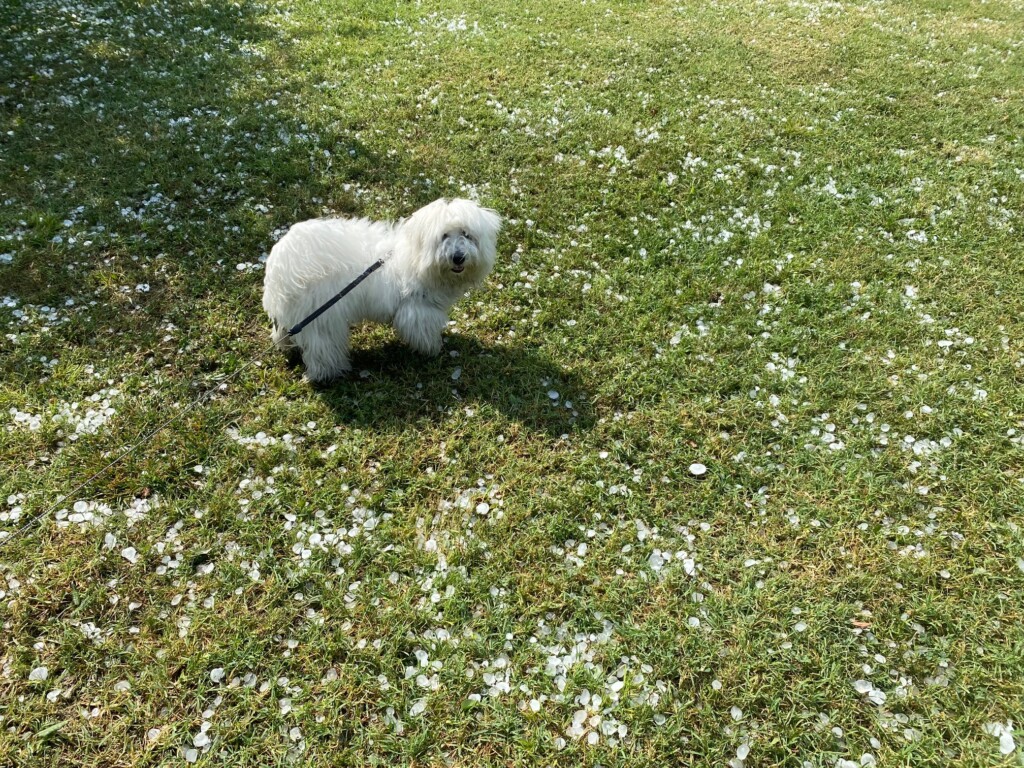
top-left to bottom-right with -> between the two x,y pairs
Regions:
547,390 -> 559,400
114,680 -> 131,692
794,622 -> 808,632
730,706 -> 743,721
451,367 -> 462,381
712,680 -> 723,691
184,749 -> 199,763
984,722 -> 1016,755
210,667 -> 225,683
853,679 -> 887,705
409,698 -> 427,717
1000,731 -> 1015,756
146,728 -> 161,742
193,731 -> 210,748
737,743 -> 750,760
29,666 -> 48,681
689,462 -> 707,477
870,679 -> 895,705
121,546 -> 138,564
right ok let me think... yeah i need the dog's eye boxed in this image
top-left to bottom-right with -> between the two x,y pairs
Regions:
442,233 -> 450,241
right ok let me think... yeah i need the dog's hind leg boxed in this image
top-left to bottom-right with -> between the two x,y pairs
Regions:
271,324 -> 303,366
298,325 -> 351,383
272,324 -> 295,351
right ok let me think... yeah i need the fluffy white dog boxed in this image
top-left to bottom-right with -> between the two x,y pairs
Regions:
262,198 -> 501,382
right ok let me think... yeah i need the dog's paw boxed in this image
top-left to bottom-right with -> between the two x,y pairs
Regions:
302,366 -> 351,386
422,337 -> 444,357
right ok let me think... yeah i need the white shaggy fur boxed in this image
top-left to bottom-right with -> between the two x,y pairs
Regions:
262,198 -> 501,382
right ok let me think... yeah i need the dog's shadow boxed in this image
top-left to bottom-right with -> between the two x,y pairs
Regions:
308,334 -> 593,437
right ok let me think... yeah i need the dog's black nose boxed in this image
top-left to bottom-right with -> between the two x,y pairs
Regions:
453,253 -> 466,266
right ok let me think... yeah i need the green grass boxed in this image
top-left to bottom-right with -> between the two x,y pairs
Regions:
1,0 -> 1023,765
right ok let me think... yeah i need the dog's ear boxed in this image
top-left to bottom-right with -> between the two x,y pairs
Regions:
478,207 -> 502,239
474,206 -> 502,256
469,206 -> 502,276
404,198 -> 446,259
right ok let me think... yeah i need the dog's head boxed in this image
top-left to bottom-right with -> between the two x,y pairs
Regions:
402,198 -> 501,289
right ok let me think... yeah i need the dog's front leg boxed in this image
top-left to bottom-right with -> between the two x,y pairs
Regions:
393,301 -> 447,356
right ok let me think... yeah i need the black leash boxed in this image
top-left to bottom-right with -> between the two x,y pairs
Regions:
286,258 -> 385,337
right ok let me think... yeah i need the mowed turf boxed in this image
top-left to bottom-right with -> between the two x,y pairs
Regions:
1,0 -> 1023,765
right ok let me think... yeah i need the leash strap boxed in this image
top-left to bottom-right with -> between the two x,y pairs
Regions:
287,258 -> 385,337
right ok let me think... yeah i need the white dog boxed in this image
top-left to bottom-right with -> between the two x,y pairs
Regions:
262,198 -> 501,382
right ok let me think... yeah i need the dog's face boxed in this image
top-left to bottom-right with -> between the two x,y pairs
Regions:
404,198 -> 501,288
439,228 -> 479,274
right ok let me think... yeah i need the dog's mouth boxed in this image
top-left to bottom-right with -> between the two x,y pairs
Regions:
451,265 -> 465,274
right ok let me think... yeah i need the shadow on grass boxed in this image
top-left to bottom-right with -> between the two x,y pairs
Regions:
0,0 -> 441,316
307,334 -> 594,438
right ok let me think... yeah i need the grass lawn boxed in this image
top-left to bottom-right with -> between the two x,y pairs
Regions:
2,0 -> 1023,764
